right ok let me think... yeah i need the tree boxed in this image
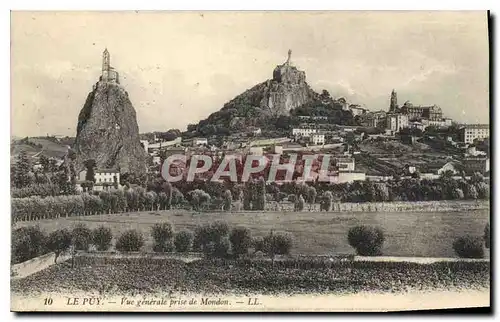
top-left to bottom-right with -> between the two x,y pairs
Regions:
174,230 -> 193,253
162,181 -> 173,210
193,221 -> 229,257
92,226 -> 113,251
475,182 -> 490,200
83,159 -> 97,182
151,222 -> 174,252
484,223 -> 490,249
13,150 -> 33,188
453,235 -> 484,259
229,227 -> 252,257
12,226 -> 47,264
320,191 -> 333,211
187,189 -> 211,211
347,226 -> 385,256
46,229 -> 72,263
263,232 -> 293,258
295,195 -> 305,211
223,189 -> 232,211
115,230 -> 144,252
306,186 -> 317,206
72,223 -> 92,251
39,155 -> 50,173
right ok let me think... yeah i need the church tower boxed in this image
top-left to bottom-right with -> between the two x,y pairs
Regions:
389,89 -> 398,112
100,48 -> 120,84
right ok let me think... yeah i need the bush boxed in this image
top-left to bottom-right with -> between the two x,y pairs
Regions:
453,235 -> 484,258
115,230 -> 144,252
320,191 -> 333,211
294,195 -> 305,211
12,226 -> 47,264
174,230 -> 193,253
484,223 -> 490,249
347,226 -> 384,256
194,221 -> 230,257
45,229 -> 72,263
229,227 -> 252,257
153,240 -> 174,253
72,224 -> 92,251
151,222 -> 174,245
205,237 -> 231,258
91,226 -> 113,251
263,232 -> 293,256
253,237 -> 265,253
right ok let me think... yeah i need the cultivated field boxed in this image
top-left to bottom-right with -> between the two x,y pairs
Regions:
15,207 -> 490,257
11,256 -> 490,296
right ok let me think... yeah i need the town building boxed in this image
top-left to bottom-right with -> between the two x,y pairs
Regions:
311,133 -> 325,145
462,157 -> 490,175
408,121 -> 426,132
335,157 -> 355,172
422,118 -> 453,128
386,113 -> 409,132
459,124 -> 490,144
329,172 -> 366,183
292,128 -> 317,137
400,101 -> 443,121
437,162 -> 460,175
364,111 -> 387,128
139,140 -> 149,153
349,105 -> 367,117
190,137 -> 208,146
77,168 -> 121,191
249,146 -> 264,155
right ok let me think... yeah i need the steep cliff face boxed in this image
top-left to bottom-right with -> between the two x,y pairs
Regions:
74,81 -> 148,175
262,63 -> 315,116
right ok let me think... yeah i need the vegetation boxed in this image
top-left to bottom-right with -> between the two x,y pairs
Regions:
12,226 -> 48,264
71,224 -> 92,251
115,230 -> 145,252
151,222 -> 174,252
174,230 -> 193,253
347,226 -> 385,256
12,257 -> 489,295
453,235 -> 484,259
92,226 -> 113,251
45,229 -> 72,263
263,232 -> 293,257
484,223 -> 490,249
229,227 -> 252,257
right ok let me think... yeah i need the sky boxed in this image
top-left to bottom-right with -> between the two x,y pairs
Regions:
11,11 -> 489,137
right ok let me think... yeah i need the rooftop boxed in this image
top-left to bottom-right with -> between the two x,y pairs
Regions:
462,124 -> 489,129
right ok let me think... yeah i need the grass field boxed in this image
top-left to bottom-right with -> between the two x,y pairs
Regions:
15,208 -> 490,257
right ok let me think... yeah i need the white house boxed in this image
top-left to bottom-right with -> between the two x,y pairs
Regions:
386,113 -> 409,132
336,157 -> 355,172
311,133 -> 325,145
77,168 -> 121,191
249,146 -> 264,155
139,140 -> 149,153
292,128 -> 317,137
437,162 -> 460,175
192,137 -> 208,146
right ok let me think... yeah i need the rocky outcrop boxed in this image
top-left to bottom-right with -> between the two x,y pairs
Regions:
74,81 -> 148,175
262,63 -> 315,116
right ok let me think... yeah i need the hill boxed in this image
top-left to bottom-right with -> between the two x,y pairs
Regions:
10,137 -> 72,163
187,52 -> 358,137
